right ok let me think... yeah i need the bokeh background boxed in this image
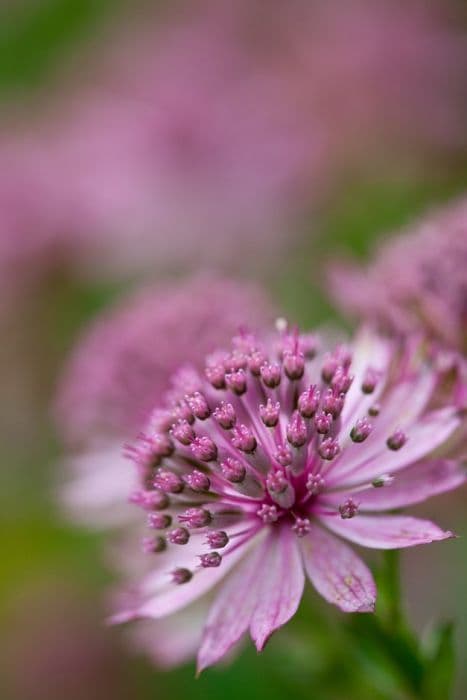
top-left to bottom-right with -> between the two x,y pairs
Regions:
0,1 -> 466,699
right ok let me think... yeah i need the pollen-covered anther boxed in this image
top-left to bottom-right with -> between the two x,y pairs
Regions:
350,418 -> 373,443
231,425 -> 257,453
318,437 -> 340,461
205,530 -> 229,549
224,351 -> 248,372
331,367 -> 354,394
274,444 -> 293,467
283,350 -> 305,380
314,411 -> 332,435
171,419 -> 195,445
213,402 -> 237,429
362,367 -> 380,394
171,568 -> 192,584
259,399 -> 280,427
205,363 -> 226,389
220,457 -> 246,483
321,346 -> 352,383
339,498 -> 359,519
286,411 -> 307,447
292,517 -> 311,537
186,392 -> 211,420
322,388 -> 345,419
151,433 -> 175,457
129,489 -> 169,511
178,507 -> 212,528
191,436 -> 218,462
298,385 -> 320,418
306,473 -> 325,495
147,512 -> 172,529
142,535 -> 166,553
153,469 -> 184,494
260,362 -> 281,388
225,369 -> 247,395
372,474 -> 395,488
199,552 -> 222,568
183,470 -> 211,492
172,399 -> 194,424
257,504 -> 279,524
387,430 -> 408,451
167,527 -> 190,545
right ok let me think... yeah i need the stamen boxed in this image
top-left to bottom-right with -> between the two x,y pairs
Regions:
292,517 -> 311,537
306,473 -> 325,495
142,535 -> 166,553
213,402 -> 237,429
274,445 -> 293,467
286,411 -> 307,447
368,403 -> 381,416
167,527 -> 190,545
186,392 -> 211,419
372,474 -> 394,488
298,385 -> 320,418
199,552 -> 222,568
205,530 -> 229,548
231,425 -> 257,453
260,362 -> 281,388
318,437 -> 340,460
259,399 -> 280,427
257,504 -> 279,523
350,417 -> 373,443
322,388 -> 345,419
147,513 -> 172,529
178,507 -> 212,528
153,469 -> 184,494
225,369 -> 247,395
171,568 -> 192,584
183,470 -> 211,492
171,419 -> 195,445
129,489 -> 169,511
248,350 -> 266,376
314,411 -> 332,435
283,350 -> 305,380
220,457 -> 246,483
191,436 -> 218,462
205,363 -> 226,389
338,498 -> 359,519
362,367 -> 380,394
387,430 -> 407,450
331,367 -> 354,394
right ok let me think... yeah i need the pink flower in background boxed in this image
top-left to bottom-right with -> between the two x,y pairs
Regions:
1,0 -> 466,293
56,274 -> 275,446
109,324 -> 464,671
328,197 -> 467,352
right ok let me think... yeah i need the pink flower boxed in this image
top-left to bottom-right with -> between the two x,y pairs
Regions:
56,274 -> 275,446
328,197 -> 467,352
112,324 -> 465,671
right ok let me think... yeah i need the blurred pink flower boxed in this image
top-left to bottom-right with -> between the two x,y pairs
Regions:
328,197 -> 467,352
1,0 -> 466,293
56,274 -> 276,446
109,324 -> 465,671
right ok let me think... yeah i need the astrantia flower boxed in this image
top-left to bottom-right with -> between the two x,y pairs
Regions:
113,325 -> 465,671
56,274 -> 275,446
328,197 -> 467,352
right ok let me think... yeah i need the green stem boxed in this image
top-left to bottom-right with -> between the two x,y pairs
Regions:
381,549 -> 403,633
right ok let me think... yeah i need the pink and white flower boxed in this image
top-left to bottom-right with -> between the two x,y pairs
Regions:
110,324 -> 465,671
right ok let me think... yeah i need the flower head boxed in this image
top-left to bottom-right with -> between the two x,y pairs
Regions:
56,274 -> 275,446
113,325 -> 465,671
328,197 -> 467,352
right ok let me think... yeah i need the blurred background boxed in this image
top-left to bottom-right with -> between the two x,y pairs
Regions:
0,1 -> 466,699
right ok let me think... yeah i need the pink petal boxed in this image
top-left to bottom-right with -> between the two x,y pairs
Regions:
329,371 -> 437,482
330,407 -> 461,488
320,513 -> 454,549
300,525 -> 376,612
340,329 -> 391,435
349,460 -> 466,511
250,527 -> 304,651
137,530 -> 262,620
197,533 -> 270,672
